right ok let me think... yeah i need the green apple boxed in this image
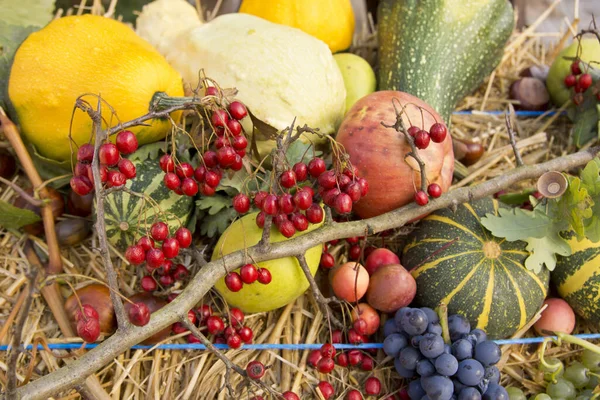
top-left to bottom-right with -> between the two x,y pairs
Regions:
547,39 -> 600,107
212,211 -> 323,313
334,53 -> 376,113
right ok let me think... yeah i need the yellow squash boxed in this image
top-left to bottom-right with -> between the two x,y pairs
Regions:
8,15 -> 184,164
239,0 -> 355,53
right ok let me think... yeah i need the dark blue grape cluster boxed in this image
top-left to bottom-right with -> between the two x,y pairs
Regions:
383,307 -> 509,400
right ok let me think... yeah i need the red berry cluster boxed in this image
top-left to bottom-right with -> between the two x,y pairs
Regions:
70,130 -> 139,196
224,263 -> 271,292
125,222 -> 192,290
177,306 -> 254,349
413,182 -> 442,207
319,236 -> 365,269
159,101 -> 248,197
407,122 -> 448,150
75,304 -> 101,343
307,329 -> 375,376
564,60 -> 597,105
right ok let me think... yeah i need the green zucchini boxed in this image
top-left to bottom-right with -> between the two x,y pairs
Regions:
377,0 -> 514,123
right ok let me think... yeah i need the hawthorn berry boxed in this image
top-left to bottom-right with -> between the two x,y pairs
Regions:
115,130 -> 138,154
77,316 -> 100,343
292,162 -> 308,181
246,360 -> 266,380
232,134 -> 247,150
175,163 -> 194,179
181,178 -> 199,196
318,170 -> 337,189
206,316 -> 225,335
240,263 -> 259,284
579,73 -> 593,90
150,222 -> 169,241
175,227 -> 192,248
365,377 -> 381,395
227,333 -> 243,349
225,272 -> 243,292
293,189 -> 312,210
308,157 -> 326,177
278,194 -> 295,214
146,248 -> 165,269
262,194 -> 279,215
159,154 -> 175,172
128,302 -> 151,326
217,146 -> 236,168
291,213 -> 309,231
238,326 -> 253,343
306,203 -> 324,223
163,173 -> 181,190
125,245 -> 145,265
320,343 -> 336,359
229,307 -> 245,328
429,122 -> 448,143
227,119 -> 243,136
70,176 -> 93,196
334,193 -> 353,214
233,193 -> 251,214
565,74 -> 577,87
280,170 -> 297,188
281,392 -> 300,400
228,101 -> 248,120
571,60 -> 582,75
317,357 -> 335,374
320,252 -> 335,269
77,143 -> 94,163
427,183 -> 442,198
361,356 -> 374,371
203,151 -> 218,168
117,158 -> 137,180
348,244 -> 361,260
414,190 -> 429,206
407,126 -> 420,137
414,130 -> 431,149
278,220 -> 296,238
308,349 -> 323,367
205,86 -> 218,96
173,265 -> 189,281
348,350 -> 363,366
106,170 -> 126,188
317,381 -> 335,400
75,304 -> 99,322
140,275 -> 157,292
257,268 -> 272,284
137,236 -> 155,252
99,143 -> 119,166
211,109 -> 229,127
255,211 -> 266,228
204,170 -> 220,188
74,162 -> 90,177
346,389 -> 363,400
162,238 -> 180,259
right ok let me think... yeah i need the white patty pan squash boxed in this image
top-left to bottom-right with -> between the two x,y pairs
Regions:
136,0 -> 346,143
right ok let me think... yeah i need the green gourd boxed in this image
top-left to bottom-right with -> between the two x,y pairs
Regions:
377,0 -> 514,123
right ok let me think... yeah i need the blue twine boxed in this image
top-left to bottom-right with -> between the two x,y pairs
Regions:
1,333 -> 598,352
452,110 -> 563,117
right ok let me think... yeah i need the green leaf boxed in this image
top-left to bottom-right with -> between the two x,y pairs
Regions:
219,169 -> 248,194
524,235 -> 572,273
480,207 -> 553,241
580,158 -> 600,242
550,176 -> 593,239
196,195 -> 230,215
0,21 -> 39,109
128,142 -> 165,162
0,0 -> 55,27
571,94 -> 599,147
285,140 -> 322,166
199,207 -> 237,238
0,199 -> 41,229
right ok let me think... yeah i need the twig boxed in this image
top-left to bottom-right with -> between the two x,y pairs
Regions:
0,289 -> 28,344
14,146 -> 600,400
80,99 -> 129,331
0,177 -> 43,207
506,107 -> 524,167
6,243 -> 39,398
296,254 -> 344,330
179,318 -> 280,399
258,216 -> 273,251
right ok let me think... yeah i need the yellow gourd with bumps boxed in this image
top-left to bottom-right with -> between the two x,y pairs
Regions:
8,15 -> 184,164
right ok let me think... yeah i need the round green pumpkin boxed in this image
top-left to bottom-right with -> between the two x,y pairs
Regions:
552,236 -> 600,325
101,156 -> 194,250
402,198 -> 550,339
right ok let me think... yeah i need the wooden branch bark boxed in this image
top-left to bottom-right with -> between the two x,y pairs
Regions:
14,146 -> 600,400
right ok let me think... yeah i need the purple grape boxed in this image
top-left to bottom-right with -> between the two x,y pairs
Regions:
457,359 -> 485,386
435,353 -> 459,376
474,341 -> 501,367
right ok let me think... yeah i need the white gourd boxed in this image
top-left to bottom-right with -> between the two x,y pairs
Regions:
136,0 -> 346,144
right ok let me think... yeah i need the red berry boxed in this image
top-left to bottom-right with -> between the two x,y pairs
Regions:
282,392 -> 300,400
257,268 -> 272,284
336,353 -> 349,367
334,193 -> 353,214
106,170 -> 126,188
87,164 -> 108,186
115,130 -> 138,154
348,329 -> 364,344
137,236 -> 155,251
205,86 -> 218,96
217,146 -> 236,168
357,178 -> 369,197
571,60 -> 582,75
173,264 -> 189,281
203,151 -> 218,168
253,191 -> 268,209
429,122 -> 448,143
365,377 -> 381,395
346,389 -> 363,400
117,158 -> 136,179
175,227 -> 192,248
293,189 -> 312,210
225,272 -> 243,292
353,318 -> 368,335
197,304 -> 212,322
194,165 -> 206,182
99,143 -> 120,166
414,130 -> 431,149
317,357 -> 335,374
280,170 -> 297,188
255,211 -> 266,228
128,302 -> 150,326
172,322 -> 187,334
278,194 -> 295,214
318,170 -> 337,189
204,170 -> 221,188
175,163 -> 194,179
150,222 -> 169,241
162,238 -> 179,259
427,183 -> 442,198
575,81 -> 585,93
414,190 -> 429,206
308,157 -> 326,177
338,174 -> 352,190
407,126 -> 420,137
70,176 -> 93,196
348,350 -> 363,366
308,349 -> 323,367
146,248 -> 165,269
140,275 -> 157,292
292,162 -> 308,181
320,343 -> 336,359
206,316 -> 225,335
331,330 -> 343,344
75,304 -> 99,322
77,143 -> 94,163
323,188 -> 341,207
211,109 -> 229,127
227,119 -> 243,136
74,162 -> 90,177
348,244 -> 362,261
278,220 -> 296,238
158,274 -> 173,287
246,360 -> 265,380
320,253 -> 335,270
228,101 -> 248,120
262,194 -> 279,215
125,245 -> 145,265
77,316 -> 100,343
361,356 -> 374,371
317,381 -> 335,400
186,309 -> 197,325
232,134 -> 247,150
163,172 -> 181,190
233,193 -> 251,214
565,74 -> 577,87
346,236 -> 360,245
227,333 -> 242,349
240,263 -> 259,284
155,259 -> 173,276
238,326 -> 253,343
181,178 -> 199,196
231,154 -> 244,171
579,73 -> 593,90
291,212 -> 309,231
228,308 -> 244,327
273,213 -> 289,228
306,203 -> 324,224
159,154 -> 175,172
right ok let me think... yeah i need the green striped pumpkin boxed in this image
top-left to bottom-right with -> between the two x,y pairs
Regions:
402,198 -> 550,339
552,236 -> 600,325
101,157 -> 194,250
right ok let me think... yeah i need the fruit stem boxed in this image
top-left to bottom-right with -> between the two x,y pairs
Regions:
555,332 -> 600,355
538,337 -> 564,383
437,303 -> 451,345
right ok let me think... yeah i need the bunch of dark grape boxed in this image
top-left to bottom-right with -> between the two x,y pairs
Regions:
383,307 -> 508,400
532,349 -> 600,400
